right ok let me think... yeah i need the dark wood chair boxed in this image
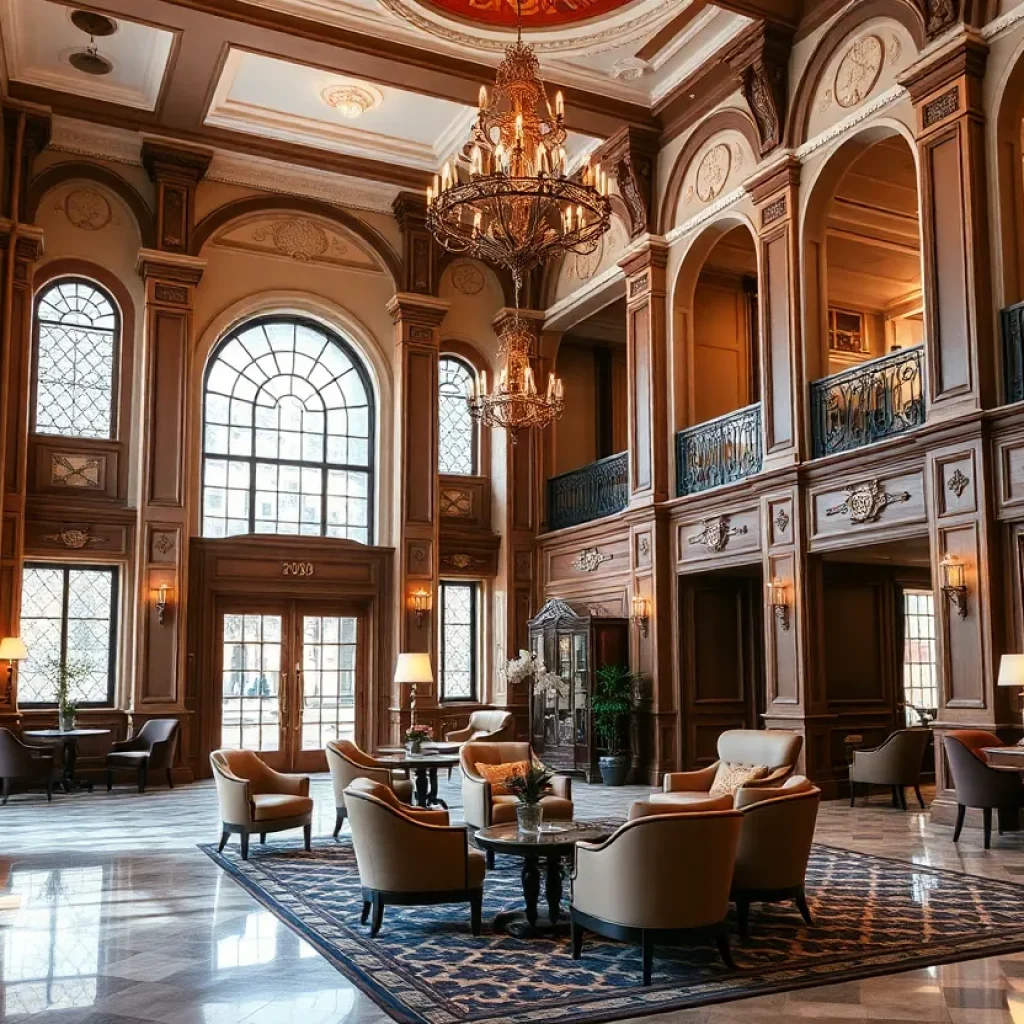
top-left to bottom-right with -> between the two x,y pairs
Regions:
944,730 -> 1024,849
0,728 -> 56,804
106,719 -> 179,792
848,728 -> 931,810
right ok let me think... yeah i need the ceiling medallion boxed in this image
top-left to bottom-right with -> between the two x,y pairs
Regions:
695,143 -> 732,203
320,83 -> 383,119
825,479 -> 911,524
611,57 -> 651,81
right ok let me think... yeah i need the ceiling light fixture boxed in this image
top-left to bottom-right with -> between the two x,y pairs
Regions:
320,83 -> 382,120
68,10 -> 116,77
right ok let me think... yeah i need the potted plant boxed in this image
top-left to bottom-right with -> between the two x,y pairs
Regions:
592,664 -> 635,786
405,723 -> 432,755
50,657 -> 89,732
505,762 -> 554,834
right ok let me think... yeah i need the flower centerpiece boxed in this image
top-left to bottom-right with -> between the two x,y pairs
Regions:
405,723 -> 432,754
502,650 -> 568,704
505,761 -> 553,834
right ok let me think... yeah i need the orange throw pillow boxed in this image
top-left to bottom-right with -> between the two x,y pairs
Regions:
475,760 -> 529,796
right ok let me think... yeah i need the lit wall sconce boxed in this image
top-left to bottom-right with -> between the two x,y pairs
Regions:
0,636 -> 27,704
631,595 -> 650,638
151,582 -> 172,626
939,554 -> 968,619
766,578 -> 790,631
409,587 -> 432,626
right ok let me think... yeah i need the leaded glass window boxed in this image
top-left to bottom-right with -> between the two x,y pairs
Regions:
18,564 -> 118,706
438,581 -> 478,701
438,356 -> 477,475
34,279 -> 119,439
902,589 -> 938,726
202,316 -> 374,541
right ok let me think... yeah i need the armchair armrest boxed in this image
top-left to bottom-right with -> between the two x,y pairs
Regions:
213,769 -> 253,826
445,726 -> 473,742
110,738 -> 148,753
551,775 -> 572,800
663,763 -> 718,793
462,769 -> 490,828
265,767 -> 310,796
404,807 -> 450,826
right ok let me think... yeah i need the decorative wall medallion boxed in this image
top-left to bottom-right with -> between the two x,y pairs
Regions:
410,545 -> 427,566
774,508 -> 790,534
825,480 -> 911,524
688,516 -> 748,553
253,218 -> 332,261
64,188 -> 111,230
42,526 -> 104,549
451,261 -> 485,295
440,488 -> 472,517
947,469 -> 970,498
695,143 -> 731,203
153,532 -> 175,555
587,604 -> 611,616
887,34 -> 903,66
834,35 -> 884,109
50,454 -> 103,489
573,235 -> 603,280
445,553 -> 476,569
571,548 -> 612,573
638,535 -> 651,557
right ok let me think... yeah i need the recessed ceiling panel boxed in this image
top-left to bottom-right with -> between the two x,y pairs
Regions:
418,0 -> 640,29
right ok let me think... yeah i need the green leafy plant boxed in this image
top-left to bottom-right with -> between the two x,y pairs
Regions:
505,762 -> 554,806
48,656 -> 90,717
592,664 -> 635,756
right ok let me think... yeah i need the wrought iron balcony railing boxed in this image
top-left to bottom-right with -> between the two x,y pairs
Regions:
675,402 -> 763,497
1002,301 -> 1024,405
811,346 -> 925,458
547,452 -> 628,532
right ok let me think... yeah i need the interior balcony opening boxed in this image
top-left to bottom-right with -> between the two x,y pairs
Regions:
807,133 -> 926,458
677,565 -> 766,770
673,223 -> 762,496
814,536 -> 936,801
547,298 -> 629,531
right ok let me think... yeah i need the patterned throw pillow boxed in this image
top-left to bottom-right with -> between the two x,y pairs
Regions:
709,762 -> 769,798
475,760 -> 529,796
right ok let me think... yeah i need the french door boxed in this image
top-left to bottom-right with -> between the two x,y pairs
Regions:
216,599 -> 364,772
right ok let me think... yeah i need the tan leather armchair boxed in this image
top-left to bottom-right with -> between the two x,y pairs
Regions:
651,729 -> 803,808
849,728 -> 930,810
210,749 -> 313,860
445,710 -> 515,743
345,777 -> 486,937
325,739 -> 414,839
571,809 -> 742,985
0,729 -> 56,804
730,776 -> 821,936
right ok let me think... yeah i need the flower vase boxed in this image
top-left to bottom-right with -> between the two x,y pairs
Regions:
517,803 -> 543,834
407,740 -> 423,755
59,712 -> 75,732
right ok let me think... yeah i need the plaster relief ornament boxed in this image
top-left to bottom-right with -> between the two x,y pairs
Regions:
573,236 -> 603,280
64,188 -> 112,230
695,144 -> 732,203
688,516 -> 748,553
451,261 -> 485,295
888,34 -> 903,66
253,218 -> 330,261
42,526 -> 103,550
834,35 -> 884,110
571,548 -> 612,572
947,469 -> 970,498
825,479 -> 911,524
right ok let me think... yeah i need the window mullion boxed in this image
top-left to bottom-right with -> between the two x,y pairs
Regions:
60,567 -> 70,677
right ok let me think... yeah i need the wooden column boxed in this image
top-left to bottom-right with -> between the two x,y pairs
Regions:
749,156 -> 803,466
901,36 -> 996,415
134,142 -> 209,749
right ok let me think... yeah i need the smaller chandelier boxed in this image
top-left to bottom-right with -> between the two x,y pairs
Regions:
467,316 -> 563,444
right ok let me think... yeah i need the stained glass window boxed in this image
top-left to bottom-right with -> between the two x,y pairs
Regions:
202,316 -> 374,541
438,356 -> 477,475
439,581 -> 478,701
18,564 -> 118,706
34,279 -> 118,439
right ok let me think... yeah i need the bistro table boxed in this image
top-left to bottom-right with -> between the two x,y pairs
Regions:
23,728 -> 111,792
373,750 -> 461,809
474,821 -> 612,938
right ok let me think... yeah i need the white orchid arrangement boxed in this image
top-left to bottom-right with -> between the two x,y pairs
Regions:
503,650 -> 569,702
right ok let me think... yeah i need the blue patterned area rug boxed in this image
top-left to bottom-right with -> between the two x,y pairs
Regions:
199,834 -> 1024,1024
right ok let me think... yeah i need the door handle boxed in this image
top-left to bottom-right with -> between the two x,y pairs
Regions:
294,662 -> 303,730
280,670 -> 289,727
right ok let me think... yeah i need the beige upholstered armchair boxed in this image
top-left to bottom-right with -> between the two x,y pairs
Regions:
570,809 -> 742,985
651,729 -> 803,808
445,710 -> 515,743
326,739 -> 414,839
210,750 -> 313,860
345,777 -> 486,936
460,741 -> 573,861
849,728 -> 930,810
730,776 -> 821,936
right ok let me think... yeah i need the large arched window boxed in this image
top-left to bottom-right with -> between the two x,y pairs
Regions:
33,278 -> 119,439
202,316 -> 374,542
438,355 -> 477,475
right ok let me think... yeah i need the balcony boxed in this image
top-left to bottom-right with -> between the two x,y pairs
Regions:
811,346 -> 925,458
547,452 -> 628,532
675,403 -> 763,497
1002,301 -> 1024,405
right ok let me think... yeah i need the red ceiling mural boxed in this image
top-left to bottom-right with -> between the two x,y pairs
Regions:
420,0 -> 638,29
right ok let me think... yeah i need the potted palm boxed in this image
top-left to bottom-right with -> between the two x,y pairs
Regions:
592,664 -> 634,786
505,762 -> 554,834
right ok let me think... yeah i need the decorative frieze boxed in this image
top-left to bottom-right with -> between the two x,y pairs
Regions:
688,516 -> 748,553
825,480 -> 912,525
571,548 -> 613,573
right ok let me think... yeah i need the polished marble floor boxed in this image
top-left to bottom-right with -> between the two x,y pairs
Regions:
3,776 -> 1024,1024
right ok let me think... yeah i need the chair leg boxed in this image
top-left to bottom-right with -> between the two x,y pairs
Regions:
260,833 -> 266,844
166,768 -> 174,789
891,786 -> 900,808
240,832 -> 250,861
2,778 -> 8,805
570,915 -> 583,959
795,889 -> 813,926
641,931 -> 654,987
983,807 -> 993,850
106,768 -> 113,793
218,830 -> 229,853
303,823 -> 312,852
486,849 -> 495,870
849,781 -> 856,808
898,787 -> 908,812
736,898 -> 750,940
914,784 -> 925,810
469,890 -> 482,937
333,808 -> 345,839
716,929 -> 735,970
46,778 -> 53,803
953,803 -> 966,842
370,894 -> 385,938
361,900 -> 371,925
138,762 -> 148,794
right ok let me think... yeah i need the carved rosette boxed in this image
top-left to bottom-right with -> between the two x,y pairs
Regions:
825,480 -> 911,524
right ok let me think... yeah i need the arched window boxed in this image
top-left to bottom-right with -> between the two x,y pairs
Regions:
33,278 -> 119,439
202,316 -> 374,542
438,355 -> 477,475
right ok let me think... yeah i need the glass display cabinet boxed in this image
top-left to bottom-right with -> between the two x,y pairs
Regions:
527,598 -> 629,781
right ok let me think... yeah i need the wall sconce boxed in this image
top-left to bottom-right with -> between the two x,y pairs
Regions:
766,578 -> 790,631
631,595 -> 650,638
409,587 -> 432,626
0,636 -> 27,704
939,554 -> 968,619
151,582 -> 172,626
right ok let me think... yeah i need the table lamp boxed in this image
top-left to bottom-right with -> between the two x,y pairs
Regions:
0,636 -> 27,703
394,652 -> 433,706
998,654 -> 1024,744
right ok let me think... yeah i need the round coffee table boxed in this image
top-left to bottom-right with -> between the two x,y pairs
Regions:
474,821 -> 611,937
23,728 -> 110,792
373,751 -> 461,808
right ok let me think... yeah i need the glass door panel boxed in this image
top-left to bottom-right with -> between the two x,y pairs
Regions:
300,614 -> 358,751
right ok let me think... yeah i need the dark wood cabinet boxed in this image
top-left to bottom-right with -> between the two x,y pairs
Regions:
527,599 -> 628,782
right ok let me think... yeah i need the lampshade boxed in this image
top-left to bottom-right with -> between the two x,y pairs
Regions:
394,652 -> 433,685
998,654 -> 1024,687
0,637 -> 27,661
